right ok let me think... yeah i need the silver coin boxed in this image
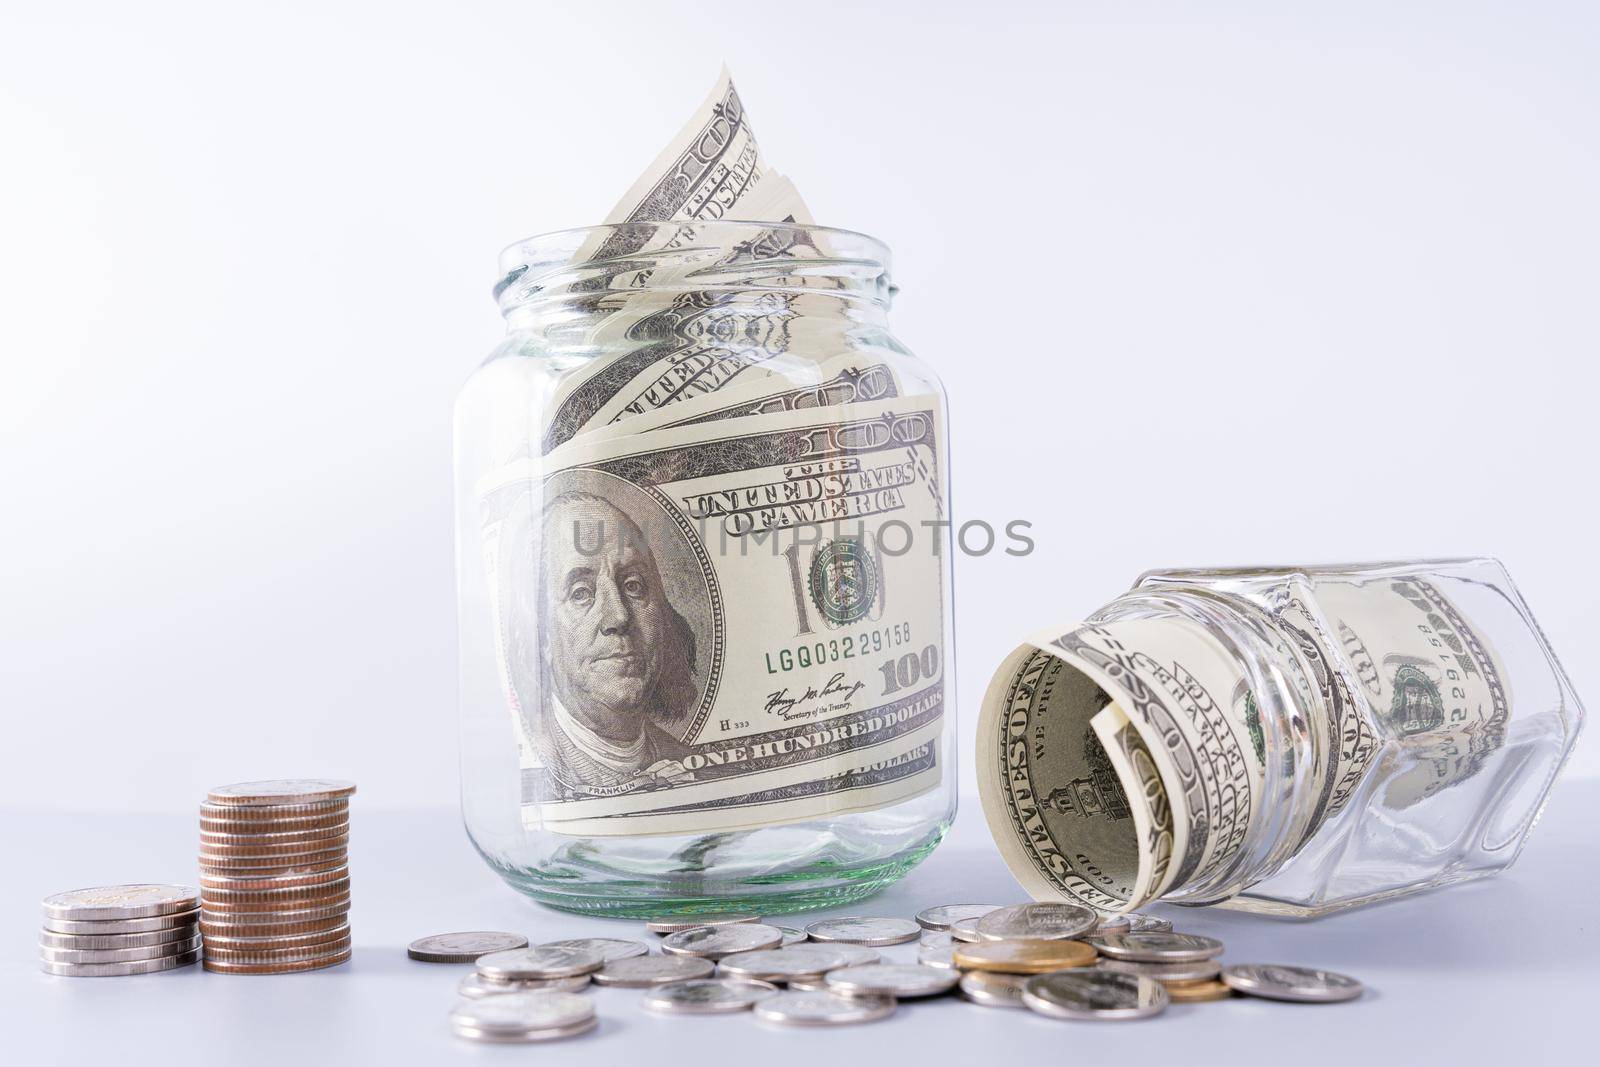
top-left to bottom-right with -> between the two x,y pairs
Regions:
975,902 -> 1097,942
915,904 -> 1004,932
642,977 -> 779,1014
824,943 -> 881,966
786,976 -> 828,992
824,963 -> 958,999
42,885 -> 198,922
1126,913 -> 1173,934
753,990 -> 896,1026
1022,971 -> 1168,1021
206,779 -> 356,806
916,938 -> 956,970
1093,913 -> 1132,934
804,917 -> 920,946
40,949 -> 201,977
476,944 -> 606,981
592,954 -> 714,987
949,916 -> 986,942
661,923 -> 783,959
40,932 -> 202,964
1098,957 -> 1222,983
718,947 -> 853,982
1221,963 -> 1364,1003
42,909 -> 200,936
457,972 -> 590,998
542,937 -> 649,963
1090,931 -> 1224,963
449,990 -> 594,1034
774,926 -> 808,946
959,971 -> 1029,1008
407,931 -> 528,963
39,925 -> 196,951
451,1016 -> 597,1043
644,913 -> 759,935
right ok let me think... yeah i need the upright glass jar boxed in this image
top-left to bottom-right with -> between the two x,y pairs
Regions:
455,222 -> 956,916
978,558 -> 1584,917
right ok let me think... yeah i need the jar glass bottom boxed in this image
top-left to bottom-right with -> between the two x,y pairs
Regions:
471,815 -> 952,918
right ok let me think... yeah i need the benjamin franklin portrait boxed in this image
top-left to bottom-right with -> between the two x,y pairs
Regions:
501,473 -> 714,797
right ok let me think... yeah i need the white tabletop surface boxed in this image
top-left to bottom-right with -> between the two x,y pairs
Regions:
9,778 -> 1596,1066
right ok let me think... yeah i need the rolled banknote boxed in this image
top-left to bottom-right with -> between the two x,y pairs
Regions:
976,571 -> 1508,912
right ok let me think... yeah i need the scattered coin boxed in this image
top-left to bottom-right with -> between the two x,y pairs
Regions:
1090,931 -> 1224,963
592,954 -> 715,987
953,938 -> 1097,974
823,943 -> 881,967
661,923 -> 783,959
975,902 -> 1097,942
1097,957 -> 1222,983
1126,914 -> 1174,933
448,990 -> 596,1043
718,947 -> 853,983
917,937 -> 956,970
407,931 -> 529,963
644,913 -> 759,935
542,937 -> 649,962
1093,913 -> 1132,935
824,964 -> 958,999
41,949 -> 203,977
458,972 -> 590,998
42,885 -> 199,922
753,990 -> 896,1026
959,970 -> 1029,1008
1165,978 -> 1235,1002
949,916 -> 986,942
915,904 -> 1004,932
642,977 -> 780,1014
1220,963 -> 1364,1003
1022,970 -> 1168,1021
476,945 -> 606,981
774,926 -> 808,946
206,779 -> 357,806
786,977 -> 828,992
804,916 -> 920,946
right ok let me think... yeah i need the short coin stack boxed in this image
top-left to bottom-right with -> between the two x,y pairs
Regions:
40,884 -> 201,976
198,778 -> 355,974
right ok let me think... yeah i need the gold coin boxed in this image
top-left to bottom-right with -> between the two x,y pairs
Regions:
199,866 -> 350,892
199,890 -> 351,914
953,939 -> 1097,974
1164,978 -> 1235,1002
198,835 -> 349,858
198,875 -> 350,903
203,947 -> 352,974
201,911 -> 349,938
203,933 -> 352,962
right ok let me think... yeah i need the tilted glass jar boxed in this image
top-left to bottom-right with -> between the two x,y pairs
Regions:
455,222 -> 956,916
977,558 -> 1584,917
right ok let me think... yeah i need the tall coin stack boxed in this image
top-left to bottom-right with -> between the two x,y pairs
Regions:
197,779 -> 355,974
40,884 -> 201,976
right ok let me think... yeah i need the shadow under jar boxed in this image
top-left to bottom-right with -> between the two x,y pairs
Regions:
454,222 -> 957,916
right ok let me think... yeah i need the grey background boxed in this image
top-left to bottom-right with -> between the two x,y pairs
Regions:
1,0 -> 1595,809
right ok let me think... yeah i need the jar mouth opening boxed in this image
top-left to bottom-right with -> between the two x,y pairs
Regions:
494,221 -> 895,316
498,220 -> 890,274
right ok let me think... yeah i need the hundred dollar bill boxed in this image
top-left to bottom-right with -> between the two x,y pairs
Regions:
574,356 -> 904,445
543,70 -> 846,451
977,569 -> 1508,912
479,394 -> 949,836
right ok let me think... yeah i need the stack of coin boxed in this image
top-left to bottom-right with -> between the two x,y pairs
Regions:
40,884 -> 201,976
197,779 -> 355,974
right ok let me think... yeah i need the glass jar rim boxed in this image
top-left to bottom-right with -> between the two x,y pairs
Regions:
498,220 -> 890,275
